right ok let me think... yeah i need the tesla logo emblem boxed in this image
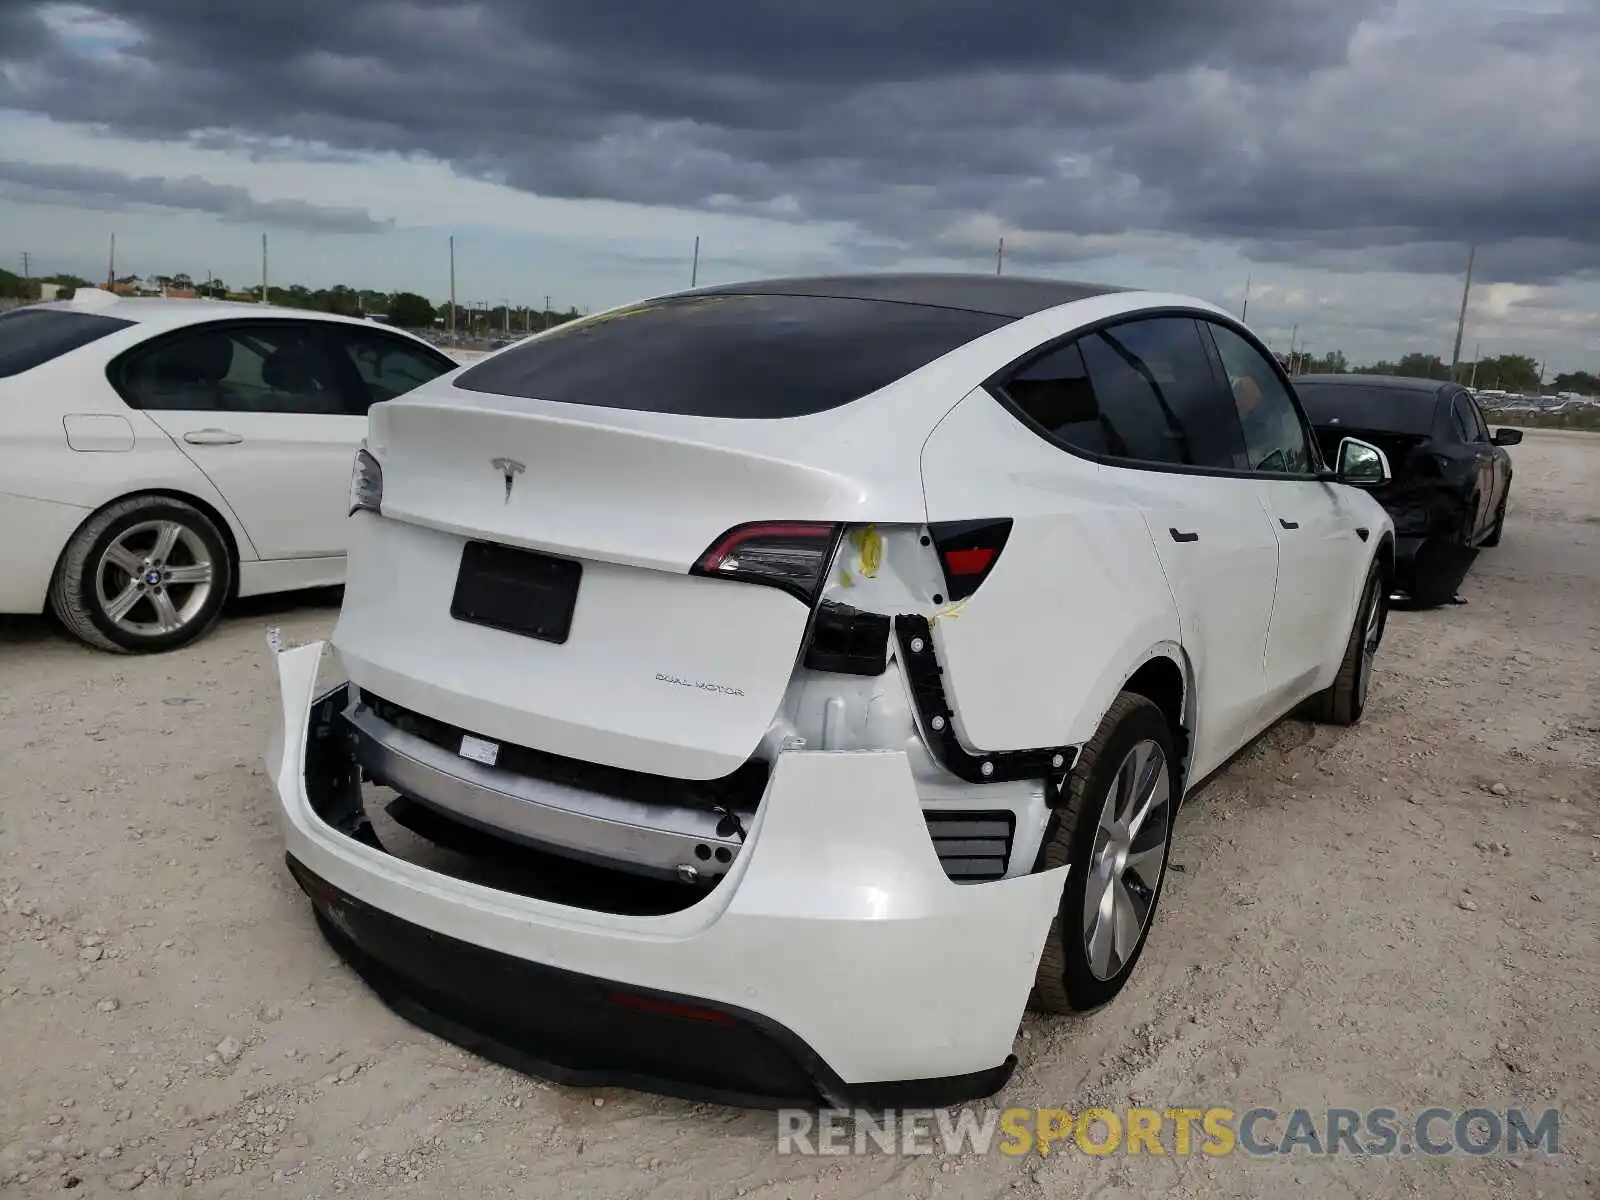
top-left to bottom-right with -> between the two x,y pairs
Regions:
491,457 -> 525,503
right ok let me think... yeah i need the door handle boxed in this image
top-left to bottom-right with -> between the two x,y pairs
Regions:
183,428 -> 243,445
1169,528 -> 1200,543
1278,518 -> 1300,529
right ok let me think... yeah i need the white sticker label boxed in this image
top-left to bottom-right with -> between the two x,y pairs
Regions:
458,733 -> 500,767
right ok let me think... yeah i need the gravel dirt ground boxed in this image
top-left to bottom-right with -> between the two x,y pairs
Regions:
2,430 -> 1596,1199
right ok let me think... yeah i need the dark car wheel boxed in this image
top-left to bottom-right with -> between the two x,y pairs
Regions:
1481,496 -> 1507,547
49,496 -> 232,654
1028,692 -> 1178,1015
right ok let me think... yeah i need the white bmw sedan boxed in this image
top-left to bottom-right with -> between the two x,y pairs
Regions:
0,291 -> 457,652
266,273 -> 1396,1108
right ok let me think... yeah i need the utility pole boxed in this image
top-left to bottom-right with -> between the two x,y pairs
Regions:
1241,272 -> 1251,320
107,232 -> 115,290
1288,324 -> 1298,372
690,236 -> 700,288
448,235 -> 457,340
1449,242 -> 1476,382
260,233 -> 269,304
21,251 -> 29,280
1469,341 -> 1481,389
996,236 -> 1004,276
544,295 -> 551,331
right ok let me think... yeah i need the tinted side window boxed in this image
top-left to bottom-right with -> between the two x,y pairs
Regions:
1456,394 -> 1489,442
1449,397 -> 1473,442
1064,317 -> 1246,469
1205,322 -> 1315,474
117,324 -> 351,415
337,328 -> 455,409
0,309 -> 134,379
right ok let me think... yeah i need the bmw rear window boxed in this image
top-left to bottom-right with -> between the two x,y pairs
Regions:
451,293 -> 1012,418
0,308 -> 135,379
1294,382 -> 1439,435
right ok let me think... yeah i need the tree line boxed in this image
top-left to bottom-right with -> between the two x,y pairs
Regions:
2,266 -> 1592,393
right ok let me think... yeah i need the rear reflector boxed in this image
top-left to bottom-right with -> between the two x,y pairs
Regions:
928,519 -> 1012,602
606,990 -> 737,1025
692,521 -> 842,605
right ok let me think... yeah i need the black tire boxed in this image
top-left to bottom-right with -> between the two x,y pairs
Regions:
1307,561 -> 1385,726
1481,496 -> 1507,547
1028,692 -> 1178,1015
48,496 -> 232,654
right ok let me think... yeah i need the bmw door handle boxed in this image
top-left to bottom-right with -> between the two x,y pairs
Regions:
1278,518 -> 1300,529
1169,528 -> 1200,543
183,428 -> 243,445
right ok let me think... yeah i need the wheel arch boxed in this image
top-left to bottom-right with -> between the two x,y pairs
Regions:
1107,646 -> 1193,792
51,488 -> 246,601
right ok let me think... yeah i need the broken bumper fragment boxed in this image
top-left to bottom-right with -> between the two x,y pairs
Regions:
266,637 -> 1067,1108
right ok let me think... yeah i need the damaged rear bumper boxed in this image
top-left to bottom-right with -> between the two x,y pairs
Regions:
265,638 -> 1068,1109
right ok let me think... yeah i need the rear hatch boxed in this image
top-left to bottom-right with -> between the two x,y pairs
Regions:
336,292 -> 1011,780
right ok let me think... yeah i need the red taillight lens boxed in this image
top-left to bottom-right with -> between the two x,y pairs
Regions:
929,519 -> 1012,601
606,990 -> 736,1025
692,521 -> 842,605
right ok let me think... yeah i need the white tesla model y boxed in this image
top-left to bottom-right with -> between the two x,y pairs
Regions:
266,274 -> 1395,1108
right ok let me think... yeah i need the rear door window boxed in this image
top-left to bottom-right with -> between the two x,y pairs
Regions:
114,323 -> 354,415
451,293 -> 1012,418
1001,316 -> 1245,469
0,308 -> 134,378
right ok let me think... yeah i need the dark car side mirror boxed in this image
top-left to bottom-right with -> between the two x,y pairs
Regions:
1492,428 -> 1523,446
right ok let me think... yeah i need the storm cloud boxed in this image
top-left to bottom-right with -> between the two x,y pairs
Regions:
1,0 -> 1597,283
0,159 -> 391,233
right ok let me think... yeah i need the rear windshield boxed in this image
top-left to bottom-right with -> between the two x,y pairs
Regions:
451,293 -> 1012,417
1295,381 -> 1439,436
0,307 -> 135,379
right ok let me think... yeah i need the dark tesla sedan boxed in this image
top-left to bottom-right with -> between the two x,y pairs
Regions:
1295,374 -> 1521,606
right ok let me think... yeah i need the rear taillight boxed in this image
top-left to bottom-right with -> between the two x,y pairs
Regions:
928,519 -> 1012,602
348,446 -> 383,516
692,522 -> 842,605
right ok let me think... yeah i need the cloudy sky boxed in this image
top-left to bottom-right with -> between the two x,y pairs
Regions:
2,0 -> 1597,371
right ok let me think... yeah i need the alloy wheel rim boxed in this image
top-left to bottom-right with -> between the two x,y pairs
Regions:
1082,738 -> 1171,982
1355,582 -> 1381,709
94,520 -> 215,637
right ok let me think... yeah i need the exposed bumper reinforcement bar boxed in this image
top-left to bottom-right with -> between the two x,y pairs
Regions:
346,698 -> 744,883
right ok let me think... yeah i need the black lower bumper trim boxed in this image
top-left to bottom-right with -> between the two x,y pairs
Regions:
285,854 -> 1016,1110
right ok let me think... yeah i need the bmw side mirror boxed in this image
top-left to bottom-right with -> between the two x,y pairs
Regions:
1492,428 -> 1523,446
1336,437 -> 1390,486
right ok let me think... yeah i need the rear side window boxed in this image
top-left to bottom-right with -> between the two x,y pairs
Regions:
0,308 -> 134,379
451,294 -> 1012,418
1295,382 -> 1439,436
1000,317 -> 1245,469
333,327 -> 456,409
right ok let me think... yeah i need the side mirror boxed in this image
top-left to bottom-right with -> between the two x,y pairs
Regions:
1336,437 -> 1391,487
1492,428 -> 1523,446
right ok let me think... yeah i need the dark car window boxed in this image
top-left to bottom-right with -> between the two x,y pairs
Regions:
1295,382 -> 1439,437
335,327 -> 456,410
1021,317 -> 1246,469
1449,396 -> 1473,443
0,308 -> 134,379
115,323 -> 353,415
1204,321 -> 1315,475
1456,393 -> 1490,442
451,293 -> 1012,418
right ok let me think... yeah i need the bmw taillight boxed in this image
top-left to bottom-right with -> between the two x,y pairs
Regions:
691,521 -> 842,605
927,518 -> 1012,602
348,447 -> 383,516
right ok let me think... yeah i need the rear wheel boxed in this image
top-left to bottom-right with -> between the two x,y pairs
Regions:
1308,562 -> 1384,725
1481,496 -> 1507,547
49,496 -> 231,654
1028,693 -> 1178,1014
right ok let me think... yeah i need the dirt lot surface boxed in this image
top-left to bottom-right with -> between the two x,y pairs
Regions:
2,431 -> 1596,1198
